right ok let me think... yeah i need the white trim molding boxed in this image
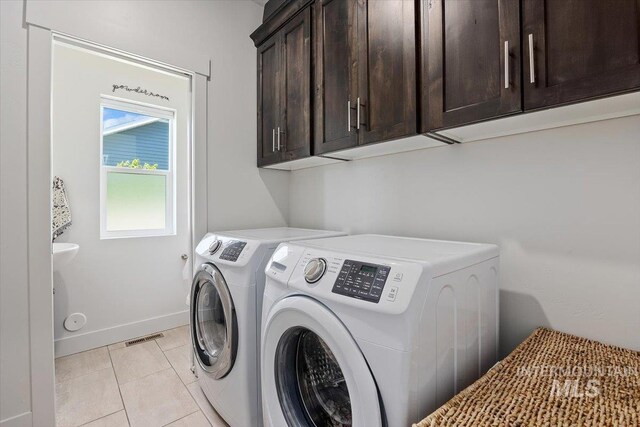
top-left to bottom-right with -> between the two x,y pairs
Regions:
27,24 -> 56,427
54,310 -> 189,358
24,21 -> 209,427
0,412 -> 32,427
25,1 -> 211,77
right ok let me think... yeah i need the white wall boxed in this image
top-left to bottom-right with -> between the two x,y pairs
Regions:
289,115 -> 640,355
24,0 -> 290,231
203,0 -> 289,230
51,43 -> 193,356
0,1 -> 32,425
1,1 -> 288,424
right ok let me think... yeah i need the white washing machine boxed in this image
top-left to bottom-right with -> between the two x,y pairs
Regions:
191,227 -> 346,427
261,234 -> 499,427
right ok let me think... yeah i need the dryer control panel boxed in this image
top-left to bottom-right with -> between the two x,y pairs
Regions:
283,245 -> 424,315
332,260 -> 390,303
219,241 -> 247,262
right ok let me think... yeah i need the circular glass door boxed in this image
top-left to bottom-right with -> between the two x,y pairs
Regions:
276,327 -> 352,426
191,263 -> 237,379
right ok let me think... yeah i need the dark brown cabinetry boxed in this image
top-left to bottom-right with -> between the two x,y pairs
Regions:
253,0 -> 640,166
358,0 -> 417,145
523,0 -> 640,110
256,8 -> 311,167
314,0 -> 358,154
420,0 -> 521,131
257,35 -> 282,166
421,0 -> 640,133
314,0 -> 416,155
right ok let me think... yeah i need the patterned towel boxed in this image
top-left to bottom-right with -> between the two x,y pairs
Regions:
52,176 -> 72,241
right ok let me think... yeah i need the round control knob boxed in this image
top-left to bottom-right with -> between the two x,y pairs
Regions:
304,258 -> 327,284
208,239 -> 222,255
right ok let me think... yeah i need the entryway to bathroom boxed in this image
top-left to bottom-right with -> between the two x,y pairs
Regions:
50,37 -> 219,426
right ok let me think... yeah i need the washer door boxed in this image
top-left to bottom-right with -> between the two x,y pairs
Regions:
191,263 -> 237,379
262,296 -> 382,427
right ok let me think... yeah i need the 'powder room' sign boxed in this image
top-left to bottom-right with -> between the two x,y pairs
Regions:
112,84 -> 170,101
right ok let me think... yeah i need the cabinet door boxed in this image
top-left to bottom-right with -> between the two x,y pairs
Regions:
358,0 -> 417,144
257,34 -> 282,166
314,0 -> 359,154
280,8 -> 312,162
423,0 -> 521,131
523,0 -> 640,110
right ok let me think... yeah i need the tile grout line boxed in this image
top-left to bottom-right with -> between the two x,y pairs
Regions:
109,340 -> 173,386
54,365 -> 113,386
161,342 -> 197,388
54,347 -> 113,385
185,383 -> 221,427
159,410 -> 203,427
59,328 -> 191,427
77,409 -> 124,427
108,344 -> 133,427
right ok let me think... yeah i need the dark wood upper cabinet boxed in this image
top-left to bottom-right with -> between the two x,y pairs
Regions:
255,6 -> 311,167
280,8 -> 312,162
315,0 -> 417,154
314,0 -> 358,154
523,0 -> 640,110
358,0 -> 417,144
257,35 -> 282,166
253,0 -> 640,166
421,0 -> 521,132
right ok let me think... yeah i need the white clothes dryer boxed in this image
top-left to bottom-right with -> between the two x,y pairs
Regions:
261,234 -> 499,427
191,228 -> 345,427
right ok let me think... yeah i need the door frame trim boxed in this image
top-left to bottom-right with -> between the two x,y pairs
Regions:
26,26 -> 208,426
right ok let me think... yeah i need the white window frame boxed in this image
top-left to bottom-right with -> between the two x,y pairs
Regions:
99,96 -> 177,239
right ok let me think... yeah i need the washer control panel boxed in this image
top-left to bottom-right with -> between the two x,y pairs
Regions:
332,259 -> 390,303
219,240 -> 247,262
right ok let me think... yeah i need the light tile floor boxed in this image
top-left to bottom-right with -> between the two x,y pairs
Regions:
55,326 -> 229,427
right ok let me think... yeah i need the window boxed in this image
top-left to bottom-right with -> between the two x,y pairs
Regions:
100,98 -> 175,238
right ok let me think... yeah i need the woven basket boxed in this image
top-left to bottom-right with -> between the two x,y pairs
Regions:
414,328 -> 640,427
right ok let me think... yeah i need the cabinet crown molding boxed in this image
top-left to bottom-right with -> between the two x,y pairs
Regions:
250,0 -> 313,47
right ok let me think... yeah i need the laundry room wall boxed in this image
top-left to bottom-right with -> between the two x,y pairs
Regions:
288,115 -> 640,356
1,1 -> 286,425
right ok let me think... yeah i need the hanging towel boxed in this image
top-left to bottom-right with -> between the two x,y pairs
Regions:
52,176 -> 72,241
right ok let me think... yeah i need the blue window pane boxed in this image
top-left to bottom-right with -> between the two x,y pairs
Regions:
102,107 -> 169,170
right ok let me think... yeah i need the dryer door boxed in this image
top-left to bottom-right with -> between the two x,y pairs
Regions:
191,263 -> 238,379
262,296 -> 382,427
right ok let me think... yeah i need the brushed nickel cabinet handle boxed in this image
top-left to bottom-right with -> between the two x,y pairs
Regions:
347,100 -> 351,132
277,126 -> 281,151
504,40 -> 510,89
528,34 -> 535,84
272,128 -> 276,152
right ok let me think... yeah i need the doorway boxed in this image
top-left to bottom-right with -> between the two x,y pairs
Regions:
51,38 -> 193,357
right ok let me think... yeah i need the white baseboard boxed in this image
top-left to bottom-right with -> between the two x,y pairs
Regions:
0,412 -> 32,427
54,310 -> 189,357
